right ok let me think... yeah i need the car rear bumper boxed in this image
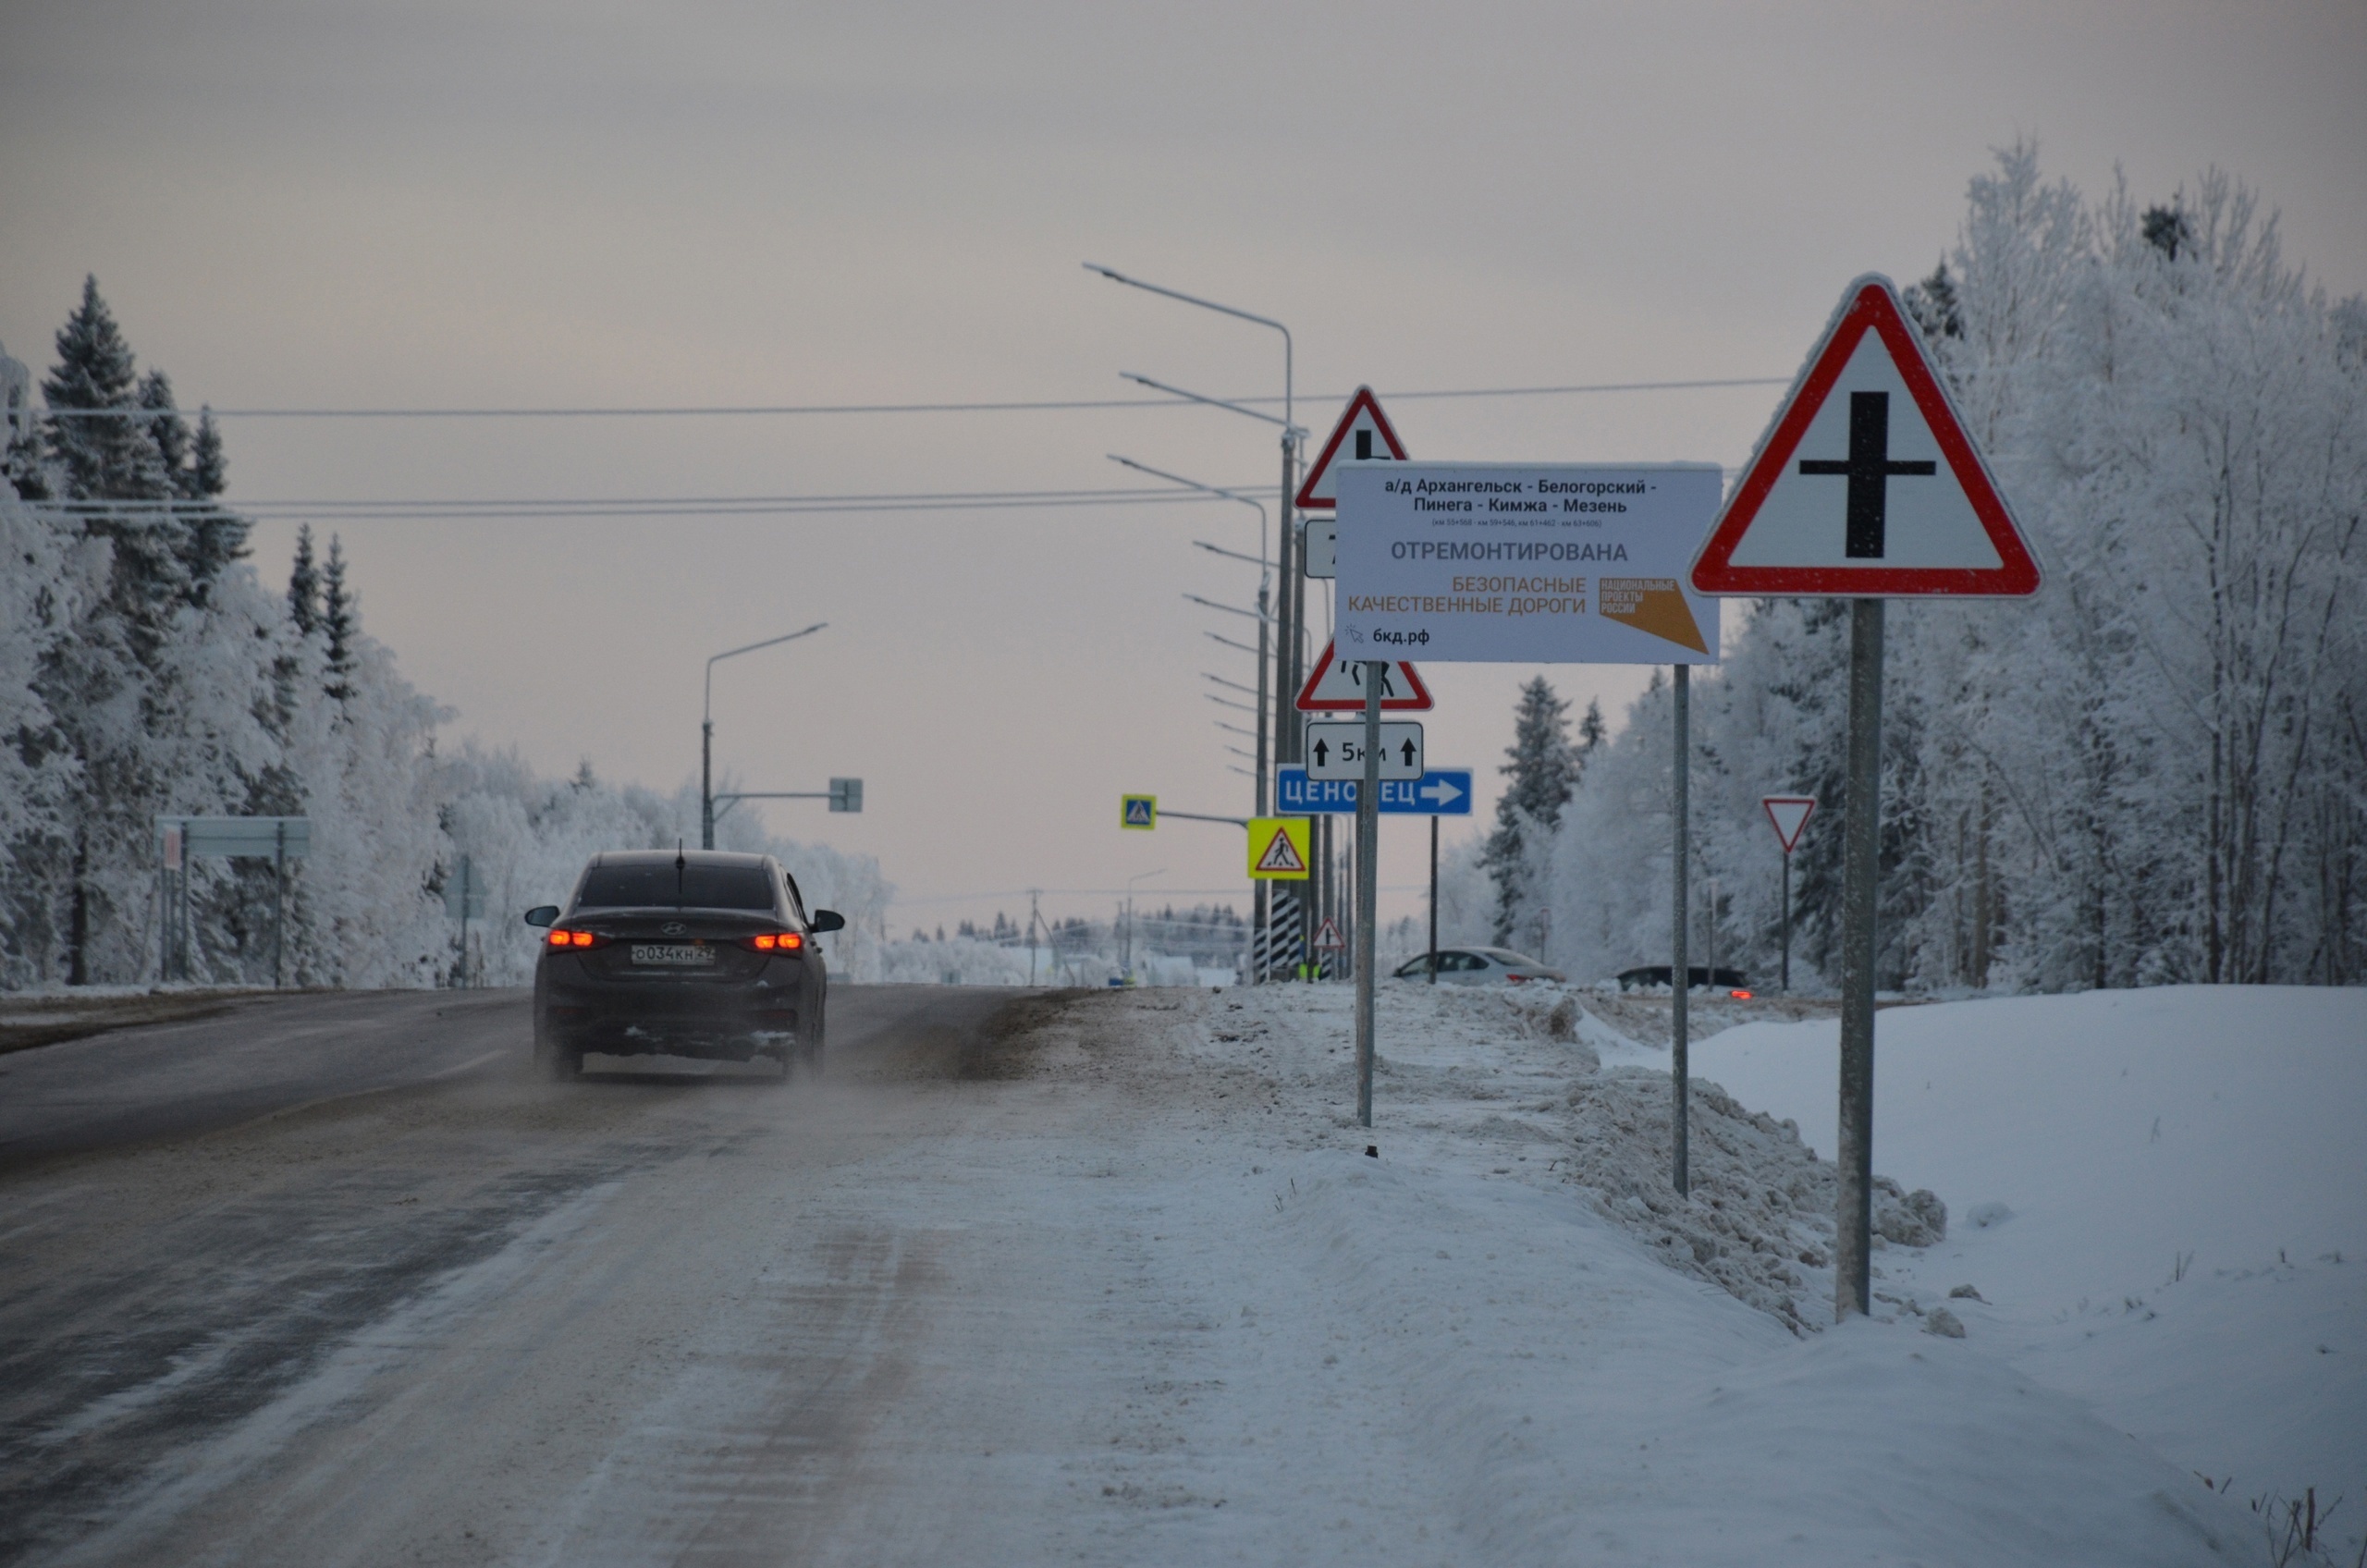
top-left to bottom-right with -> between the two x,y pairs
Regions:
537,966 -> 801,1060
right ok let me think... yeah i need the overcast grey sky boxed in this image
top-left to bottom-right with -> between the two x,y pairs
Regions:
5,1 -> 2361,933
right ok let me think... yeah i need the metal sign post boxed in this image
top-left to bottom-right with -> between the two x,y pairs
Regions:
444,854 -> 488,987
1428,815 -> 1440,985
458,854 -> 472,987
1834,601 -> 1885,1316
158,815 -> 312,986
1671,666 -> 1691,1197
1354,661 -> 1384,1127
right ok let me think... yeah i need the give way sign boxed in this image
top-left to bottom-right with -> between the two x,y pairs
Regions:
1690,276 -> 2041,598
1762,794 -> 1816,854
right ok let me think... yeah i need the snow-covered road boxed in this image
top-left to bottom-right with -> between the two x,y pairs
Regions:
4,981 -> 2350,1565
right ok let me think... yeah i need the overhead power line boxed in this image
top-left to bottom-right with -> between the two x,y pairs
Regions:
33,375 -> 1787,421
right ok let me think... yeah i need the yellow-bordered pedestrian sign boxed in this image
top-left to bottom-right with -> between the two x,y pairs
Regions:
1120,794 -> 1158,830
1246,817 -> 1311,879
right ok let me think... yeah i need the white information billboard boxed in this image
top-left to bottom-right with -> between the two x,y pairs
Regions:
1334,461 -> 1723,665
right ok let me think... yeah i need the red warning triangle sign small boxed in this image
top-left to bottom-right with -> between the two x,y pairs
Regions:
1294,640 -> 1434,712
1254,825 -> 1307,875
1690,276 -> 2041,598
1295,386 -> 1407,511
1312,916 -> 1344,950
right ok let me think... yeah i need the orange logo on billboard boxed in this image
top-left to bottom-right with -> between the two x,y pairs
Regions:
1598,578 -> 1710,655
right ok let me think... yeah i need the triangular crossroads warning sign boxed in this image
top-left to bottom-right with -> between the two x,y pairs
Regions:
1294,640 -> 1433,712
1313,916 -> 1344,950
1690,276 -> 2041,598
1295,386 -> 1407,511
1762,795 -> 1816,853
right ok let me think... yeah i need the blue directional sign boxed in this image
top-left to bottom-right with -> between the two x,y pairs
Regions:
1277,766 -> 1472,816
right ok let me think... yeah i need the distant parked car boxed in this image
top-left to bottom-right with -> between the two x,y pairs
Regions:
523,849 -> 845,1082
1392,947 -> 1566,985
1616,964 -> 1750,993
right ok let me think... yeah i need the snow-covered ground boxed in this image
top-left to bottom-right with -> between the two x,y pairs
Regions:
963,978 -> 2361,1565
1686,986 -> 2366,1550
32,981 -> 2350,1565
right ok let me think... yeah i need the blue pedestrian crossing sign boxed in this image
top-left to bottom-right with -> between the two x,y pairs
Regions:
1276,766 -> 1472,816
1120,793 -> 1158,830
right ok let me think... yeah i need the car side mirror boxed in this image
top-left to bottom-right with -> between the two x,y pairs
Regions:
810,909 -> 847,934
523,905 -> 559,927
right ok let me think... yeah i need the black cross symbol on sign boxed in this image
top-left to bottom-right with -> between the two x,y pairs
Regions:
1797,391 -> 1937,558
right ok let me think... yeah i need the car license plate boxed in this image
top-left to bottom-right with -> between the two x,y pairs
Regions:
631,944 -> 715,967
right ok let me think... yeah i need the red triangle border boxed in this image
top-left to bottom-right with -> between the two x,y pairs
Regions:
1294,638 -> 1434,712
1295,386 -> 1408,512
1690,277 -> 2042,597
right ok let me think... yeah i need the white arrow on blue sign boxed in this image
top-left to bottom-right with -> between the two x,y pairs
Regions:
1277,766 -> 1472,816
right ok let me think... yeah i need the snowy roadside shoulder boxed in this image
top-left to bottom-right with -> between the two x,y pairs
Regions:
1014,984 -> 2258,1566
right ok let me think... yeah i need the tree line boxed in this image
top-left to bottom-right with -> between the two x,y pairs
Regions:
1477,148 -> 2364,990
1,279 -> 889,989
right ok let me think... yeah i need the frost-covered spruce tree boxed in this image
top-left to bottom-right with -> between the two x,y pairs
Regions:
286,524 -> 321,634
1,280 -> 291,984
1484,676 -> 1577,949
321,535 -> 356,703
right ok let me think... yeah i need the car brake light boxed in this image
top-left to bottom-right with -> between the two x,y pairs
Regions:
1505,973 -> 1529,983
1730,988 -> 1753,999
747,932 -> 804,952
546,928 -> 607,949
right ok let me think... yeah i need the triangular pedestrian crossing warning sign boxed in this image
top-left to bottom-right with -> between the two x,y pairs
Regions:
1247,817 -> 1311,879
1690,276 -> 2041,598
1295,386 -> 1407,511
1294,640 -> 1434,712
1255,827 -> 1306,875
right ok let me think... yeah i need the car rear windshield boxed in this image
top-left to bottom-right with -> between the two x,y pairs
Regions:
573,864 -> 776,911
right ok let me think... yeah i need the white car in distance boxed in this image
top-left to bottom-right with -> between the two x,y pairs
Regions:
1392,947 -> 1566,986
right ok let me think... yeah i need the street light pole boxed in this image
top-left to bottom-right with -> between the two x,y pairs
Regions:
1087,264 -> 1301,982
703,622 -> 826,851
1109,455 -> 1270,818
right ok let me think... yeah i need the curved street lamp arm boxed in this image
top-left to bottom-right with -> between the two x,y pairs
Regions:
705,621 -> 827,722
1085,262 -> 1292,433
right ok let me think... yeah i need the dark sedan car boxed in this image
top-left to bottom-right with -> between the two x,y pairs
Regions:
523,849 -> 844,1082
